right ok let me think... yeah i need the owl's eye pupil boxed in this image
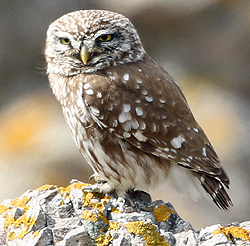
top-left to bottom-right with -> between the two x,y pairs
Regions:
60,38 -> 70,44
97,34 -> 113,42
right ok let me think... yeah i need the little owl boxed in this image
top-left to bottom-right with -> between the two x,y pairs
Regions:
45,10 -> 232,209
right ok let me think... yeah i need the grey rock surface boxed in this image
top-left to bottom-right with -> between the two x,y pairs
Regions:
0,181 -> 249,246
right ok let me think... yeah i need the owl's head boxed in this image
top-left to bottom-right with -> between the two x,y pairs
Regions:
45,10 -> 146,75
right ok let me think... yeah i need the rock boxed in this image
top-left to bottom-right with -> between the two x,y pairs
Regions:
0,181 -> 249,245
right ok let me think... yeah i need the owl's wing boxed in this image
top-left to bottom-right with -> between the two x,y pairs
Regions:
82,55 -> 232,208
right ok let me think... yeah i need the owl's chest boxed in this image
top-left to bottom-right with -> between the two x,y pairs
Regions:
55,79 -> 94,143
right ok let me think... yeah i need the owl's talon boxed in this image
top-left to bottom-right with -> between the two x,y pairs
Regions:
88,174 -> 96,183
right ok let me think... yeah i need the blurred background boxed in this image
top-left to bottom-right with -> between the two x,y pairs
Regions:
0,0 -> 250,229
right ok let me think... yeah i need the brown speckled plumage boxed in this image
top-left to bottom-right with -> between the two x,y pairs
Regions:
45,10 -> 232,209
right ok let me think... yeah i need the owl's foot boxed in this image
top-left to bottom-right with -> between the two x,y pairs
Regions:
81,182 -> 114,194
81,174 -> 115,194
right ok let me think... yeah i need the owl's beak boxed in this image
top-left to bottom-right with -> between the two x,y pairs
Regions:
80,46 -> 91,65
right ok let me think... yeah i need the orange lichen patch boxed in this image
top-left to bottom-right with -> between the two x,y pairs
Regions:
80,189 -> 111,225
82,210 -> 98,222
2,195 -> 37,241
109,221 -> 120,231
7,231 -> 16,241
10,196 -> 30,211
125,221 -> 169,246
0,205 -> 7,214
95,232 -> 112,246
153,205 -> 174,222
4,213 -> 36,240
36,184 -> 56,191
83,192 -> 95,207
213,226 -> 250,241
58,183 -> 92,200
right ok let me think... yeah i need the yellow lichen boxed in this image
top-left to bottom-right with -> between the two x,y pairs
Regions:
4,213 -> 36,240
111,207 -> 120,213
10,196 -> 30,211
36,184 -> 56,191
3,194 -> 38,241
0,205 -> 7,214
109,221 -> 120,231
71,182 -> 91,190
59,182 -> 90,195
82,210 -> 98,222
213,226 -> 250,241
7,231 -> 16,241
33,231 -> 39,238
83,192 -> 94,207
2,182 -> 117,243
80,187 -> 111,225
153,205 -> 174,222
125,221 -> 169,246
95,232 -> 112,246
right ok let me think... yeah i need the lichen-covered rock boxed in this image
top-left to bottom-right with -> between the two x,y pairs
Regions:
0,181 -> 249,245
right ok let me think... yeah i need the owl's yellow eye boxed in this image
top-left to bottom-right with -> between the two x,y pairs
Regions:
97,34 -> 113,42
59,38 -> 71,45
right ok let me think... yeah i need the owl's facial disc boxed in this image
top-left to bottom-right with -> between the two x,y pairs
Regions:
46,10 -> 146,74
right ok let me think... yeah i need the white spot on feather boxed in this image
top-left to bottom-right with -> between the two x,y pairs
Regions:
123,132 -> 131,138
122,122 -> 132,132
85,89 -> 94,95
193,128 -> 199,133
139,120 -> 146,130
119,112 -> 131,123
202,147 -> 207,157
123,73 -> 130,82
135,107 -> 144,116
170,135 -> 186,149
97,92 -> 102,98
131,119 -> 139,129
83,83 -> 90,89
122,104 -> 131,113
145,96 -> 153,102
133,131 -> 148,142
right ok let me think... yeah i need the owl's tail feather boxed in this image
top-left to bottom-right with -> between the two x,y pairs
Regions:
197,172 -> 233,210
